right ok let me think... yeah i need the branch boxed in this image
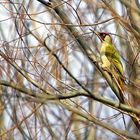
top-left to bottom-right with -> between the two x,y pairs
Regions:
1,80 -> 140,117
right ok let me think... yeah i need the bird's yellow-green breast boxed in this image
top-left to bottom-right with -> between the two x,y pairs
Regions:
100,35 -> 123,75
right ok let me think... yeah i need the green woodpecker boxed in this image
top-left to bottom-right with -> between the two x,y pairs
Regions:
97,32 -> 123,75
91,31 -> 140,130
93,31 -> 124,101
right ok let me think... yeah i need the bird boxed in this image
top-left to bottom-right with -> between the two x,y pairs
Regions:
97,32 -> 123,74
90,30 -> 124,101
90,30 -> 140,130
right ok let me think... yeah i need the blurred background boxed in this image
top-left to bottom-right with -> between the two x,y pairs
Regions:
0,0 -> 140,139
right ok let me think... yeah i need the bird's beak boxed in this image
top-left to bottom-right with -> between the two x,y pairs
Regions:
90,29 -> 102,41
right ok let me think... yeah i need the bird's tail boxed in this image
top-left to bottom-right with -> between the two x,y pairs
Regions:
117,77 -> 125,102
111,68 -> 125,102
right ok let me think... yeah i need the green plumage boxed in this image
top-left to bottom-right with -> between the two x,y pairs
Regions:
100,34 -> 124,101
100,35 -> 123,76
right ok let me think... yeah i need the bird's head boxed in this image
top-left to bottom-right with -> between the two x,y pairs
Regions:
90,30 -> 112,43
97,32 -> 112,43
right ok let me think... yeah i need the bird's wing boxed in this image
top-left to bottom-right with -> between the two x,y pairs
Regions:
102,43 -> 123,75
